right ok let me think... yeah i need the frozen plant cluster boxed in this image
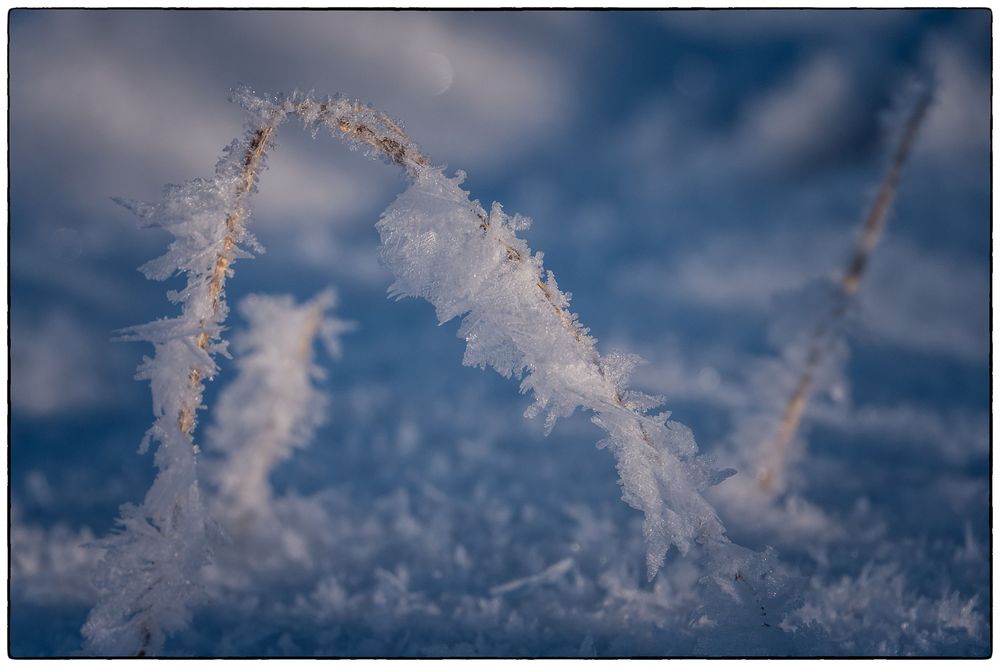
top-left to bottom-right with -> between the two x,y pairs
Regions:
55,85 -> 986,657
75,88 -> 747,654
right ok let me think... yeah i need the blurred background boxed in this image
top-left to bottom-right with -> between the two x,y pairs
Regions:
9,9 -> 991,656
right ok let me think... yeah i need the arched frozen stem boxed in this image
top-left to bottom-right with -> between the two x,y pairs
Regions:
240,90 -> 731,578
180,92 -> 666,465
89,87 -> 739,656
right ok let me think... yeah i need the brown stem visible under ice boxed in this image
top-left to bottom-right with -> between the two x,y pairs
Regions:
178,126 -> 275,437
176,98 -> 648,447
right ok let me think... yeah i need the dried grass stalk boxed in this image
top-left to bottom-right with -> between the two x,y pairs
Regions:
756,88 -> 932,495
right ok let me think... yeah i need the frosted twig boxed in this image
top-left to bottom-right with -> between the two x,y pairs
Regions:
178,125 -> 275,436
756,87 -> 932,495
85,111 -> 283,656
206,290 -> 351,530
489,557 -> 575,596
249,88 -> 735,578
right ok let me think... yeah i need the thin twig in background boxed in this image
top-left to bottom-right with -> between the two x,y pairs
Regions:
756,88 -> 933,495
207,290 -> 350,531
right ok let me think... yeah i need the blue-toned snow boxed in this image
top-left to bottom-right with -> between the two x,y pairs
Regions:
9,9 -> 990,657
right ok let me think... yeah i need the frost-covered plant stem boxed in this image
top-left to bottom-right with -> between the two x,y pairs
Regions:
256,90 -> 740,576
207,290 -> 350,530
756,87 -> 932,495
84,120 -> 279,656
239,89 -> 735,578
178,126 -> 274,437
